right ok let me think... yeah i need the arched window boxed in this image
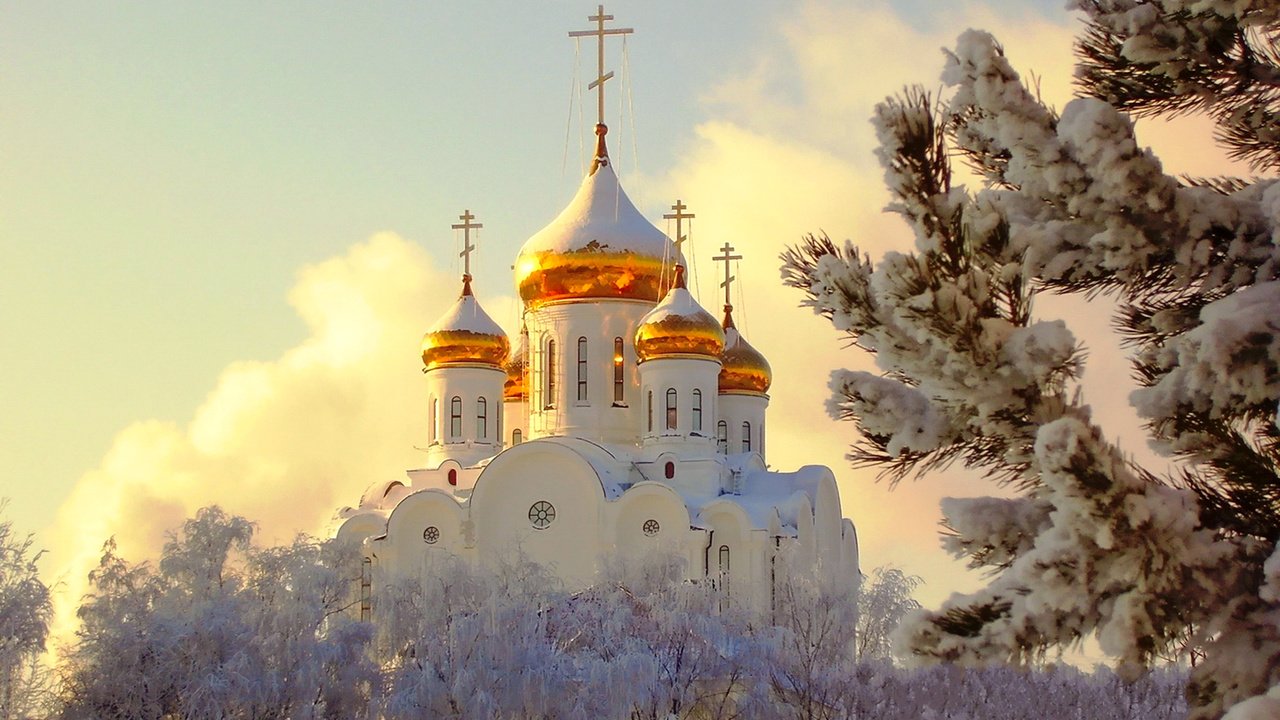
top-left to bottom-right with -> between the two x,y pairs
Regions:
717,421 -> 728,454
545,339 -> 557,408
496,403 -> 502,441
664,461 -> 675,479
430,397 -> 438,444
692,389 -> 703,432
577,337 -> 588,403
513,428 -> 523,445
476,397 -> 488,439
450,396 -> 462,438
666,388 -> 677,430
719,545 -> 731,602
613,337 -> 625,403
447,468 -> 458,486
742,421 -> 752,452
647,390 -> 653,432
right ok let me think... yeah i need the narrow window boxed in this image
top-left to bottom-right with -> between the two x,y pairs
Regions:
450,396 -> 462,438
476,397 -> 488,439
692,389 -> 703,432
613,337 -> 624,403
545,339 -> 557,407
513,428 -> 523,445
666,388 -> 677,430
664,461 -> 675,479
742,421 -> 752,452
447,468 -> 458,486
577,336 -> 588,403
717,421 -> 727,454
647,390 -> 653,432
719,545 -> 731,603
430,398 -> 438,444
496,404 -> 502,441
360,558 -> 372,622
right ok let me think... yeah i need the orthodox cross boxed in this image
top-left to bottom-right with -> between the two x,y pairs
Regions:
663,199 -> 695,254
452,209 -> 482,277
714,242 -> 743,307
568,5 -> 633,127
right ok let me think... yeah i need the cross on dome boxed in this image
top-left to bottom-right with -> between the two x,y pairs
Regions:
663,199 -> 695,254
568,5 -> 633,128
452,209 -> 483,278
714,242 -> 743,307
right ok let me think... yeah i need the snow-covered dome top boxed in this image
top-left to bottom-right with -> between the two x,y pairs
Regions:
421,276 -> 510,370
514,125 -> 683,309
503,326 -> 528,400
635,265 -> 725,363
718,305 -> 771,394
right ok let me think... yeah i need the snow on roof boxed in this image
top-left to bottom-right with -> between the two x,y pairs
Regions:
428,291 -> 506,337
641,286 -> 713,324
518,160 -> 681,261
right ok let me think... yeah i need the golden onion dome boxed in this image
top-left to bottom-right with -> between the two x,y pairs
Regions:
634,266 -> 725,362
718,305 -> 772,394
503,327 -> 528,401
421,275 -> 510,370
514,125 -> 684,309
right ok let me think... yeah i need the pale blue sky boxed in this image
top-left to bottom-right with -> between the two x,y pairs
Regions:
2,0 -> 1069,544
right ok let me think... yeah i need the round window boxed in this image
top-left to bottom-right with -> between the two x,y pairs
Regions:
643,518 -> 660,537
423,526 -> 440,544
529,501 -> 556,529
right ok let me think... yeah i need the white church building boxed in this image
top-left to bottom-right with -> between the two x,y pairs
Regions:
333,7 -> 858,617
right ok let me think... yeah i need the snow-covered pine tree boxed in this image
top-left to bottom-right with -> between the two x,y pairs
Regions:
780,3 -> 1280,718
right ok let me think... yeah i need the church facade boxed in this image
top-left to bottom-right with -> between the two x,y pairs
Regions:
332,10 -> 858,617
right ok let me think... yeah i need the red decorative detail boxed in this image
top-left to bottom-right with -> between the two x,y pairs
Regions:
664,461 -> 675,479
448,468 -> 458,486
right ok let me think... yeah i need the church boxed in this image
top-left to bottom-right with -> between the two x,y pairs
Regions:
332,6 -> 858,617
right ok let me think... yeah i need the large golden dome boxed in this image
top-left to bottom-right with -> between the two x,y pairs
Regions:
515,126 -> 683,309
718,305 -> 771,394
635,266 -> 725,362
503,327 -> 528,400
421,276 -> 510,370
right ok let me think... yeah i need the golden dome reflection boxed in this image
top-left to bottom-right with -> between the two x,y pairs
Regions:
634,266 -> 725,362
503,330 -> 529,400
718,306 -> 771,394
514,128 -> 682,310
420,276 -> 511,371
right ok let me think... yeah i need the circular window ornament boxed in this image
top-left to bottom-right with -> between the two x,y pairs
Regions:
423,526 -> 440,544
643,519 -> 660,537
529,501 -> 556,529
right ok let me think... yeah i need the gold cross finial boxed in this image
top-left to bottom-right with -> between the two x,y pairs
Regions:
568,5 -> 634,127
452,209 -> 482,277
714,242 -> 743,307
663,199 -> 695,254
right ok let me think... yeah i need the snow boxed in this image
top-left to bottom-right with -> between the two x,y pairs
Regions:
640,285 -> 719,325
518,159 -> 682,262
426,291 -> 506,337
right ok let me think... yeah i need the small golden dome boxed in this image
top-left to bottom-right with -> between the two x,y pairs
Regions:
515,125 -> 683,309
634,266 -> 725,363
503,328 -> 528,401
421,276 -> 510,370
719,305 -> 771,395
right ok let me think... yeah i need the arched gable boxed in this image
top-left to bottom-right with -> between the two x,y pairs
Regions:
611,481 -> 695,567
383,489 -> 467,568
469,438 -> 610,588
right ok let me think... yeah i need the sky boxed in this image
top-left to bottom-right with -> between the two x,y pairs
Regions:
1,0 -> 1250,651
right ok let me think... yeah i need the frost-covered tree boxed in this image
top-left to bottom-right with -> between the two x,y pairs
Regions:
0,506 -> 52,720
856,566 -> 922,662
58,507 -> 375,720
781,2 -> 1280,717
764,569 -> 860,719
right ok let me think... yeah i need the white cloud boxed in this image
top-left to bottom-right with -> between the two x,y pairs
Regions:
43,233 -> 501,649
